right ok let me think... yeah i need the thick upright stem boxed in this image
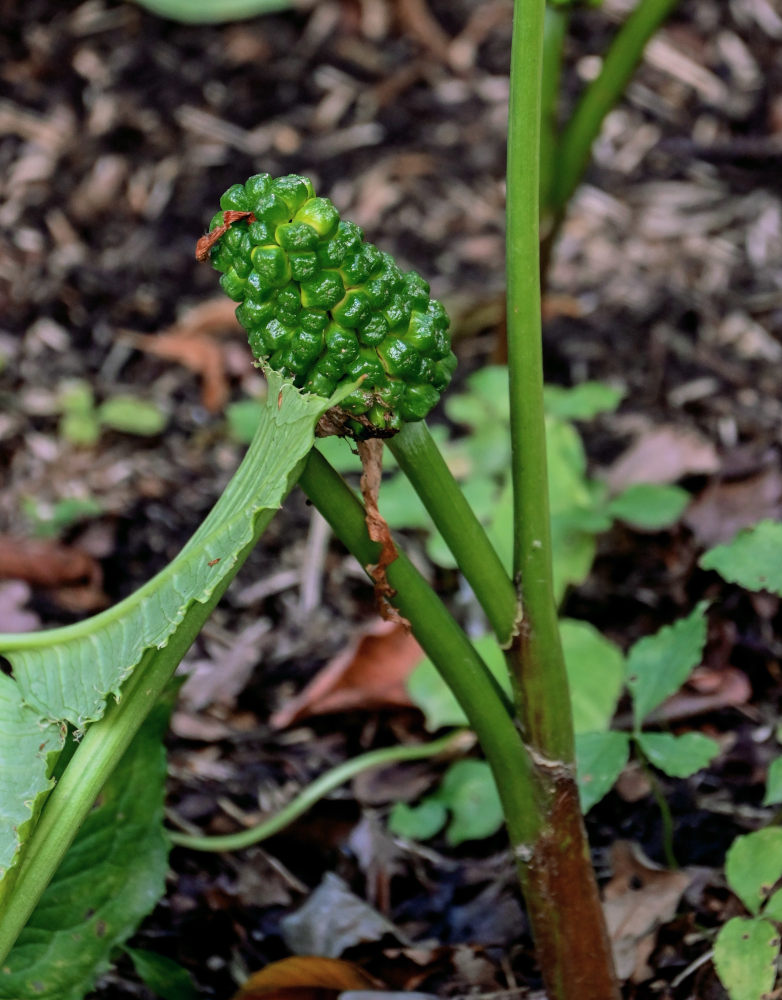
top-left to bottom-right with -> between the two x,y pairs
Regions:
506,2 -> 619,996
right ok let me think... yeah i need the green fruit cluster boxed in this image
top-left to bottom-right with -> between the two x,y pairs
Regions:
206,173 -> 456,436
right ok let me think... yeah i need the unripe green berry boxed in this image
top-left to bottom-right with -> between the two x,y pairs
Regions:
203,173 -> 456,437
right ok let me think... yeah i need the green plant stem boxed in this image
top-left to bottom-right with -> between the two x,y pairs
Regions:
387,421 -> 519,645
170,731 -> 464,852
507,0 -> 572,762
639,751 -> 678,870
0,511 -> 279,965
550,0 -> 679,214
298,449 -> 541,848
506,2 -> 619,997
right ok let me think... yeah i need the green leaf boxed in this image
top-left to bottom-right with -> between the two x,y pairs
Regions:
0,371 -> 341,896
763,757 -> 782,806
23,497 -> 102,539
714,916 -> 779,1000
764,888 -> 782,923
636,731 -> 719,779
0,675 -> 64,879
0,701 -> 172,1000
407,635 -> 510,731
225,398 -> 265,443
626,602 -> 709,728
544,381 -> 623,420
125,948 -> 200,1000
560,618 -> 625,734
725,828 -> 782,916
436,760 -> 504,846
131,0 -> 293,23
60,411 -> 100,446
575,731 -> 630,812
97,395 -> 168,436
314,435 -> 363,475
701,520 -> 782,596
387,799 -> 448,842
607,484 -> 690,531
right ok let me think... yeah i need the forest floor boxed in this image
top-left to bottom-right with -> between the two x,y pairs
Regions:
2,0 -> 782,997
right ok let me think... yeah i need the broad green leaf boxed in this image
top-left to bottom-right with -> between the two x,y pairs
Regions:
725,828 -> 782,916
701,520 -> 782,596
636,731 -> 719,779
387,799 -> 448,842
714,916 -> 779,1000
131,0 -> 293,22
226,398 -> 265,443
0,675 -> 64,878
125,948 -> 200,1000
627,602 -> 709,728
575,731 -> 630,812
544,381 -> 623,420
547,416 -> 591,514
98,395 -> 167,436
607,484 -> 690,531
436,759 -> 504,846
764,888 -> 782,923
0,701 -> 171,1000
0,371 -> 341,894
407,635 -> 509,731
560,618 -> 625,734
763,757 -> 782,806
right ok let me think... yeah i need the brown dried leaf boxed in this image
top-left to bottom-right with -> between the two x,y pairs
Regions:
128,297 -> 244,412
603,841 -> 692,982
0,534 -> 100,588
684,467 -> 782,547
604,425 -> 719,493
270,620 -> 421,729
358,439 -> 408,628
233,955 -> 380,999
644,666 -> 751,724
280,872 -> 406,957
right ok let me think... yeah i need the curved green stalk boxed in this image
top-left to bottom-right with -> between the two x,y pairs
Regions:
298,449 -> 541,849
170,731 -> 464,852
550,0 -> 680,213
387,421 -> 519,645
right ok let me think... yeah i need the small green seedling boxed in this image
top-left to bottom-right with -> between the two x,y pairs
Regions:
714,829 -> 782,1000
698,520 -> 782,1000
21,496 -> 103,539
394,602 -> 719,844
58,379 -> 167,446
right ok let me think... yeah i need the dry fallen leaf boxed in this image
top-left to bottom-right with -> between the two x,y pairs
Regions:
0,535 -> 108,611
643,666 -> 751,724
604,425 -> 720,493
128,297 -> 242,412
270,620 -> 422,729
233,955 -> 380,1000
280,872 -> 407,958
603,841 -> 692,982
684,467 -> 782,547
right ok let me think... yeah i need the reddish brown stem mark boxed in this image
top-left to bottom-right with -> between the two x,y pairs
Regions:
521,768 -> 621,999
195,210 -> 256,262
357,439 -> 409,628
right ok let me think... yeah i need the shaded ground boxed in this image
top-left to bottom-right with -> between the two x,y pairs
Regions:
2,0 -> 782,996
